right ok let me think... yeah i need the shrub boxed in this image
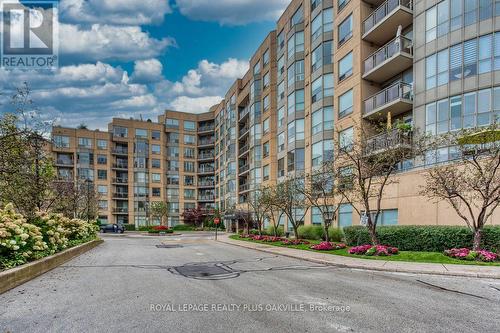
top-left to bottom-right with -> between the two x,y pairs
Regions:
172,224 -> 195,231
348,244 -> 398,256
310,242 -> 346,251
298,225 -> 324,240
123,224 -> 136,231
328,227 -> 344,242
343,225 -> 500,252
249,229 -> 261,235
444,248 -> 498,262
266,225 -> 284,237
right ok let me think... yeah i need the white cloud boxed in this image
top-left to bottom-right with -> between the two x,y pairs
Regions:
60,0 -> 171,25
169,96 -> 223,114
131,59 -> 164,83
60,24 -> 175,62
175,0 -> 288,25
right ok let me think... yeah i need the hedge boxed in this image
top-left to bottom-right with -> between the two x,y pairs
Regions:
343,225 -> 500,252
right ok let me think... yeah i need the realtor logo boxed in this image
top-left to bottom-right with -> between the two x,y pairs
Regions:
1,0 -> 58,69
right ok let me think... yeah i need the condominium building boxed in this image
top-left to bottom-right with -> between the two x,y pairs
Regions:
51,0 -> 500,229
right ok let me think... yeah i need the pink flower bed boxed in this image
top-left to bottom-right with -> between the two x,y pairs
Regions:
281,239 -> 310,245
310,242 -> 347,251
444,248 -> 498,262
348,244 -> 399,256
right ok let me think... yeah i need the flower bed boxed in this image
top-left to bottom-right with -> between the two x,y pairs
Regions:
444,248 -> 498,262
148,226 -> 173,234
0,204 -> 98,270
348,244 -> 399,256
281,239 -> 310,245
310,242 -> 346,251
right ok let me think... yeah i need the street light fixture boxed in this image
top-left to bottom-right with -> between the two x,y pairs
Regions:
322,210 -> 335,226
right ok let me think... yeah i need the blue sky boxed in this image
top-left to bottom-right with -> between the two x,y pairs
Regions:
1,0 -> 288,129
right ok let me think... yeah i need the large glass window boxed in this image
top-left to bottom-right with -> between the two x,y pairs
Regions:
296,118 -> 305,141
339,89 -> 353,118
338,52 -> 353,81
184,121 -> 195,131
312,141 -> 323,167
311,77 -> 323,103
338,14 -> 352,46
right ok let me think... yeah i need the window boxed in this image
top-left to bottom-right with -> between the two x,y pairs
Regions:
311,13 -> 322,41
263,49 -> 270,65
312,77 -> 323,103
184,121 -> 195,131
338,0 -> 349,12
338,52 -> 353,81
98,200 -> 108,210
263,118 -> 270,134
152,159 -> 161,168
464,0 -> 478,26
151,130 -> 160,140
53,135 -> 69,148
323,8 -> 333,32
324,139 -> 334,161
263,72 -> 270,88
263,95 -> 270,111
183,147 -> 194,158
263,141 -> 270,157
97,140 -> 107,150
339,89 -> 353,118
296,118 -> 305,140
184,175 -> 194,186
437,0 -> 449,38
184,189 -> 195,199
167,132 -> 179,144
463,38 -> 477,77
165,118 -> 179,128
338,15 -> 352,46
97,155 -> 107,165
113,126 -> 128,138
97,185 -> 107,194
426,53 -> 437,89
450,43 -> 462,81
152,188 -> 161,197
426,5 -> 437,42
295,60 -> 304,82
184,134 -> 196,145
78,137 -> 91,148
339,204 -> 352,227
295,89 -> 305,112
278,158 -> 285,177
312,109 -> 322,134
312,141 -> 323,166
152,173 -> 161,183
151,144 -> 161,154
311,0 -> 322,12
278,30 -> 285,51
437,49 -> 449,86
278,107 -> 285,127
278,132 -> 285,152
339,127 -> 354,151
451,0 -> 463,31
278,56 -> 285,76
184,161 -> 195,172
288,32 -> 304,59
254,61 -> 261,75
278,81 -> 285,102
97,170 -> 107,180
324,73 -> 334,97
323,40 -> 333,66
135,129 -> 147,138
295,148 -> 305,171
291,5 -> 303,26
288,121 -> 295,143
312,45 -> 323,72
263,165 -> 270,181
479,34 -> 492,74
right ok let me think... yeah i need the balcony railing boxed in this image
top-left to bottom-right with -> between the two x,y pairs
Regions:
198,124 -> 215,132
198,139 -> 215,146
113,208 -> 129,214
112,148 -> 128,155
239,164 -> 249,173
56,159 -> 73,166
198,181 -> 215,187
112,163 -> 128,169
198,152 -> 215,160
198,195 -> 215,201
364,82 -> 413,116
363,0 -> 413,35
364,36 -> 413,74
239,184 -> 250,192
199,166 -> 215,173
239,107 -> 250,121
364,129 -> 413,156
113,193 -> 128,199
112,177 -> 128,184
239,144 -> 249,155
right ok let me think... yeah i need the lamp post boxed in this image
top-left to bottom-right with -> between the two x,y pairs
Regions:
85,179 -> 92,223
322,210 -> 335,241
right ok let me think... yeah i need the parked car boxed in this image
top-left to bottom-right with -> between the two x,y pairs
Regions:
100,224 -> 125,233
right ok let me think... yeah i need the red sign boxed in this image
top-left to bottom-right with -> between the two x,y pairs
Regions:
214,218 -> 220,225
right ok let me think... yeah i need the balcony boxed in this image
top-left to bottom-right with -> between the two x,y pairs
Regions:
112,193 -> 128,200
363,82 -> 413,120
198,124 -> 215,133
55,159 -> 74,167
198,166 -> 215,174
239,183 -> 250,193
363,36 -> 413,83
198,139 -> 215,147
112,163 -> 128,170
112,177 -> 128,184
238,144 -> 249,156
239,107 -> 250,121
238,164 -> 250,174
239,126 -> 250,139
198,195 -> 215,202
198,152 -> 214,160
112,133 -> 128,141
113,207 -> 129,214
362,0 -> 413,44
198,181 -> 215,188
363,129 -> 413,156
112,148 -> 128,155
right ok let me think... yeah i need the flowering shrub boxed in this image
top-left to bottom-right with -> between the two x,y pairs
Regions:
262,236 -> 284,242
153,225 -> 169,231
281,239 -> 310,245
310,242 -> 347,251
348,244 -> 399,256
444,248 -> 498,262
252,235 -> 267,241
0,204 -> 98,270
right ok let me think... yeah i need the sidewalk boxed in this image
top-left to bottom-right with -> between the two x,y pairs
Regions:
217,234 -> 500,279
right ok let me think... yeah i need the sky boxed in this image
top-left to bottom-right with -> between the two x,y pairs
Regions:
0,0 -> 289,129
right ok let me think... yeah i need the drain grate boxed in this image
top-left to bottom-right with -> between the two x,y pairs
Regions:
170,263 -> 239,280
156,244 -> 182,248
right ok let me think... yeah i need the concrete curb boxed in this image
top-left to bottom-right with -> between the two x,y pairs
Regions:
0,239 -> 103,294
218,237 -> 500,279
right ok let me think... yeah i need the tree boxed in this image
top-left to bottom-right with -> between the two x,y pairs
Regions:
298,162 -> 343,242
181,207 -> 206,227
0,82 -> 55,219
418,126 -> 500,250
336,125 -> 412,244
247,187 -> 273,235
233,209 -> 253,234
271,175 -> 309,239
50,179 -> 100,221
150,201 -> 169,226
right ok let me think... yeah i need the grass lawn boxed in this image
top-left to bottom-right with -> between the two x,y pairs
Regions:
229,235 -> 500,266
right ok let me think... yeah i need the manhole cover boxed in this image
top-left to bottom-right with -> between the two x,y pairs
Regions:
170,263 -> 239,280
156,244 -> 182,248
